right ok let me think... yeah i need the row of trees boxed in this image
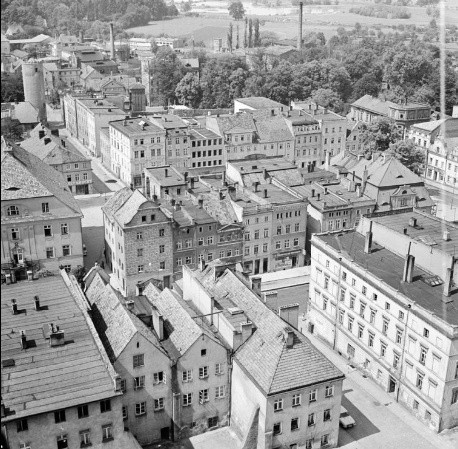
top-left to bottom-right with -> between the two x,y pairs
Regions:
227,18 -> 262,52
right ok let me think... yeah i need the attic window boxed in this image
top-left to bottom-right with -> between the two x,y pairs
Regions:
402,190 -> 407,194
6,187 -> 20,191
396,175 -> 403,178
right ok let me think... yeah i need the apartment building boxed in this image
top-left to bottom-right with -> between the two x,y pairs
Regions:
293,100 -> 347,157
1,141 -> 84,279
408,118 -> 458,150
144,165 -> 187,200
144,284 -> 230,437
189,128 -> 224,168
20,126 -> 94,195
84,270 -> 173,445
102,188 -> 174,296
307,212 -> 458,431
181,262 -> 345,449
149,115 -> 191,170
109,117 -> 166,188
1,271 -> 141,449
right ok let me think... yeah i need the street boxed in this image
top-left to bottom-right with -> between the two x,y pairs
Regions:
303,331 -> 458,449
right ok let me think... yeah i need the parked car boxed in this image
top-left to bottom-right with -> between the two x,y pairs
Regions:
83,244 -> 87,256
339,406 -> 356,429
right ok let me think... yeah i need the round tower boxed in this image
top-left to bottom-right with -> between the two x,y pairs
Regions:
22,59 -> 47,123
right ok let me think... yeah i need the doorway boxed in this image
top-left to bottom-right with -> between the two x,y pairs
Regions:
263,258 -> 268,272
388,376 -> 396,393
160,427 -> 170,440
254,259 -> 260,274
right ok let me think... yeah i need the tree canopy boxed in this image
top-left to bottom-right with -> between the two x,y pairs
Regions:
228,1 -> 246,21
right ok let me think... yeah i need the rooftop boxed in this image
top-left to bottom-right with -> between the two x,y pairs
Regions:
235,97 -> 287,111
316,231 -> 458,328
1,140 -> 82,215
2,101 -> 39,124
110,117 -> 164,136
1,273 -> 119,421
192,266 -> 344,395
145,165 -> 187,187
189,128 -> 221,140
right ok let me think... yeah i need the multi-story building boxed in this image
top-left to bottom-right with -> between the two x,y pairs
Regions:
84,269 -> 173,445
1,270 -> 141,449
144,283 -> 230,437
408,118 -> 458,150
109,117 -> 166,187
424,134 -> 458,188
149,115 -> 191,170
234,97 -> 287,115
20,126 -> 94,195
181,261 -> 345,448
102,188 -> 174,296
43,63 -> 82,91
1,140 -> 84,279
189,128 -> 224,169
307,212 -> 458,432
293,100 -> 347,157
144,165 -> 187,200
348,95 -> 431,130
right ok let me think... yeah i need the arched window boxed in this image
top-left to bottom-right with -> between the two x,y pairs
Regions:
7,206 -> 19,216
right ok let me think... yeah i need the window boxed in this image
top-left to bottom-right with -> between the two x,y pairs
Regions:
274,398 -> 283,411
291,417 -> 299,431
292,393 -> 301,407
382,318 -> 389,335
380,342 -> 387,357
370,309 -> 376,324
309,389 -> 317,403
277,226 -> 282,235
349,294 -> 355,309
323,409 -> 331,421
451,389 -> 458,405
122,406 -> 128,420
199,389 -> 209,403
306,439 -> 313,449
419,347 -> 427,365
308,413 -> 316,426
358,324 -> 364,339
42,203 -> 49,213
16,419 -> 28,432
135,402 -> 146,416
7,205 -> 20,216
368,332 -> 374,347
133,354 -> 144,368
78,404 -> 89,419
45,247 -> 55,259
54,410 -> 66,423
61,223 -> 68,235
159,244 -> 165,253
215,363 -> 224,375
215,385 -> 226,399
160,261 -> 165,270
153,371 -> 166,384
137,265 -> 144,273
62,245 -> 71,256
44,225 -> 52,237
80,429 -> 91,447
199,366 -> 209,379
423,328 -> 430,338
416,372 -> 424,390
339,309 -> 344,324
325,385 -> 334,397
273,422 -> 282,436
154,398 -> 165,411
321,434 -> 329,447
10,228 -> 20,240
100,399 -> 111,413
201,348 -> 207,357
137,231 -> 143,240
183,393 -> 192,406
134,375 -> 145,390
102,424 -> 113,441
393,352 -> 400,369
348,316 -> 354,332
396,328 -> 403,344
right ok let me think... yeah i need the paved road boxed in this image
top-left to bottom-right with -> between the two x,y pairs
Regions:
303,330 -> 457,449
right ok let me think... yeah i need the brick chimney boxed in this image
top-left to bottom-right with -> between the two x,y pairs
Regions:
34,295 -> 40,311
49,325 -> 65,347
240,321 -> 253,344
251,277 -> 262,295
263,290 -> 278,308
285,328 -> 295,348
279,303 -> 299,329
11,299 -> 18,315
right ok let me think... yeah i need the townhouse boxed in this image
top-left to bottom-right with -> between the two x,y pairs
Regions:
307,212 -> 458,431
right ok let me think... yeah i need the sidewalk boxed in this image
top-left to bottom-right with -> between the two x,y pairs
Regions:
303,329 -> 457,449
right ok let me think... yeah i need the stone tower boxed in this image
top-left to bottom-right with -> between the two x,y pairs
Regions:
140,56 -> 154,106
129,84 -> 147,113
22,59 -> 47,123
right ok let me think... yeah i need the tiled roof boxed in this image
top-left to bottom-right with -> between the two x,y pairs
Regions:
85,271 -> 167,362
104,188 -> 149,226
236,97 -> 286,110
2,101 -> 39,124
1,273 -> 119,421
144,285 -> 202,357
145,165 -> 186,186
1,141 -> 82,215
254,116 -> 294,143
213,114 -> 257,134
102,187 -> 134,221
194,267 -> 343,395
351,95 -> 392,116
410,118 -> 448,133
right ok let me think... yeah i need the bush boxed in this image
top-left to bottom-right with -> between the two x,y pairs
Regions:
349,5 -> 411,19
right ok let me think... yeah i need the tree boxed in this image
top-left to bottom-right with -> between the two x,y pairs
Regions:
351,73 -> 380,100
311,88 -> 344,114
236,24 -> 240,49
181,1 -> 192,12
72,265 -> 87,286
244,17 -> 248,47
1,75 -> 24,103
359,117 -> 403,153
175,73 -> 202,108
254,19 -> 261,47
248,18 -> 253,48
228,1 -> 245,20
227,22 -> 233,52
388,140 -> 425,174
1,118 -> 23,141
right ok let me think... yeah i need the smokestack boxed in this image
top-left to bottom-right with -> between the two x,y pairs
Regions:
109,22 -> 116,61
297,2 -> 303,50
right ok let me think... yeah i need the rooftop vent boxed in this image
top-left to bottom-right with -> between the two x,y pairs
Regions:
228,307 -> 244,315
49,324 -> 65,347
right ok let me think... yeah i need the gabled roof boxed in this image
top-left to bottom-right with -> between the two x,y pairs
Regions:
85,272 -> 167,362
1,272 -> 119,421
254,116 -> 294,143
144,284 -> 203,358
350,95 -> 392,116
236,97 -> 286,110
213,114 -> 257,134
2,101 -> 39,124
1,140 -> 82,214
193,267 -> 343,395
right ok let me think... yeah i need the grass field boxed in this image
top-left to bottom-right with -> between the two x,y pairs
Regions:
126,1 -> 458,42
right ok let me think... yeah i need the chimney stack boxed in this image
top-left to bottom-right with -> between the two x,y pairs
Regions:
199,259 -> 206,272
285,328 -> 295,348
263,291 -> 278,307
34,295 -> 40,311
253,181 -> 259,192
49,325 -> 65,347
297,2 -> 303,50
198,198 -> 204,208
324,151 -> 331,170
11,299 -> 18,315
263,188 -> 268,199
443,267 -> 454,299
251,277 -> 262,295
409,217 -> 417,227
126,300 -> 135,311
109,22 -> 116,61
38,130 -> 45,139
151,305 -> 164,340
279,303 -> 300,329
240,321 -> 253,344
402,243 -> 415,283
164,168 -> 168,177
20,331 -> 27,350
311,188 -> 315,198
364,221 -> 373,254
443,230 -> 450,241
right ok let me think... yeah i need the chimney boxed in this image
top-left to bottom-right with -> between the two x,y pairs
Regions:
240,321 -> 253,344
61,139 -> 66,147
253,181 -> 259,192
38,130 -> 45,139
210,296 -> 215,325
347,180 -> 355,192
171,198 -> 176,207
356,185 -> 361,197
151,305 -> 164,340
219,191 -> 224,200
402,243 -> 415,283
279,303 -> 299,329
297,2 -> 303,50
51,129 -> 59,136
20,330 -> 27,349
164,168 -> 168,177
285,328 -> 295,348
44,137 -> 51,145
190,178 -> 195,189
362,167 -> 368,193
222,171 -> 227,186
184,171 -> 188,182
311,188 -> 315,198
443,230 -> 450,241
11,299 -> 18,315
443,267 -> 454,299
198,198 -> 204,208
152,194 -> 158,202
109,22 -> 116,61
263,168 -> 268,180
174,202 -> 181,211
364,222 -> 373,254
199,259 -> 206,272
49,325 -> 65,347
251,277 -> 262,294
263,188 -> 268,199
263,291 -> 278,308
409,217 -> 417,227
324,187 -> 328,195
317,193 -> 321,201
126,300 -> 135,311
34,295 -> 40,310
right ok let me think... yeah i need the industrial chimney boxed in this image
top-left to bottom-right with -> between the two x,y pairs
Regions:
109,22 -> 116,61
297,2 -> 303,50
